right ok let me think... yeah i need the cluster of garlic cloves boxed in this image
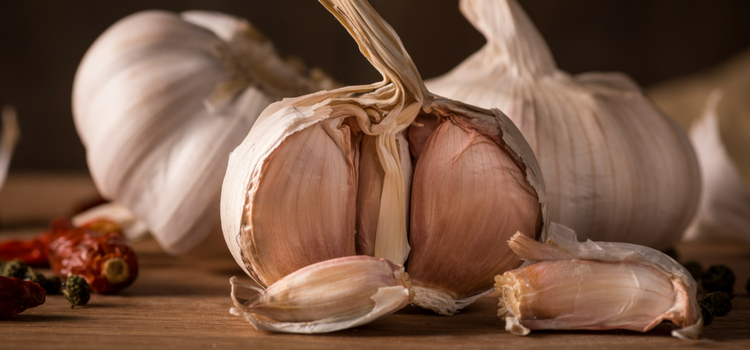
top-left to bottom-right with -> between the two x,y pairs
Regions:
496,223 -> 702,339
0,106 -> 20,189
221,0 -> 548,329
427,0 -> 700,249
72,10 -> 333,255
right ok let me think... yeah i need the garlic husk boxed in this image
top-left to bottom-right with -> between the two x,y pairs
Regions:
73,10 -> 333,255
426,0 -> 700,249
229,256 -> 411,334
222,0 -> 547,317
496,223 -> 702,339
72,202 -> 149,240
0,106 -> 20,189
684,90 -> 750,242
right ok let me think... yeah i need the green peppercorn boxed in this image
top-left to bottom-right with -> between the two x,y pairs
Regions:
63,275 -> 91,308
1,258 -> 29,279
24,267 -> 48,290
662,247 -> 679,262
700,292 -> 732,317
45,276 -> 62,295
700,302 -> 714,326
701,265 -> 735,293
682,261 -> 703,280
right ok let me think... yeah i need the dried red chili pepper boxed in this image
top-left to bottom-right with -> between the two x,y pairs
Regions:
0,232 -> 50,267
47,218 -> 138,294
0,276 -> 46,319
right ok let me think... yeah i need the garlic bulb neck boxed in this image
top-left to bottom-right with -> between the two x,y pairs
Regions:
460,0 -> 556,76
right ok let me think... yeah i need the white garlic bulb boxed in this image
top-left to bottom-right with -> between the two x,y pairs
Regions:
497,223 -> 702,340
684,91 -> 750,242
0,106 -> 20,189
222,0 -> 547,322
73,10 -> 333,255
426,0 -> 700,249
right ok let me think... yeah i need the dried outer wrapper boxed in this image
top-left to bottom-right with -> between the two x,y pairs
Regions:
496,223 -> 702,339
229,256 -> 412,334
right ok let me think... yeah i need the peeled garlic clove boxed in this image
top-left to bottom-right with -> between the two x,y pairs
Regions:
426,0 -> 700,249
408,111 -> 542,315
73,10 -> 333,255
496,223 -> 702,339
229,256 -> 411,334
0,106 -> 20,189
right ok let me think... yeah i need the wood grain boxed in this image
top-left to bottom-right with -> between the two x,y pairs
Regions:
1,173 -> 749,349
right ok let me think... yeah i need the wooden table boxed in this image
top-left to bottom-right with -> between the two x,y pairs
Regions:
1,173 -> 749,349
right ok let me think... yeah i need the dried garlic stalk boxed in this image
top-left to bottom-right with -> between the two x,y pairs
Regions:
222,0 -> 547,321
496,223 -> 702,339
229,256 -> 411,334
73,10 -> 333,255
427,0 -> 700,249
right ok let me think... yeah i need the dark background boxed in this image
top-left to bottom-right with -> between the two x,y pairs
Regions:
1,0 -> 749,172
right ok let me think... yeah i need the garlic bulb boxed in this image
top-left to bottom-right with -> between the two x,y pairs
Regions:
73,10 -> 333,255
222,0 -> 547,319
426,0 -> 700,249
496,223 -> 702,339
684,90 -> 750,242
230,256 -> 411,334
0,106 -> 20,189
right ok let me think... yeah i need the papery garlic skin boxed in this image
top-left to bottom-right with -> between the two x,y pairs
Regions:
496,223 -> 702,339
73,11 -> 332,255
229,256 -> 411,334
426,0 -> 700,249
222,0 -> 547,317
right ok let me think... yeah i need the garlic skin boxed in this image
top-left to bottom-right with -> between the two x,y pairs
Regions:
684,91 -> 750,242
0,106 -> 20,189
222,0 -> 547,318
426,0 -> 700,249
72,11 -> 332,255
496,223 -> 702,339
229,256 -> 411,334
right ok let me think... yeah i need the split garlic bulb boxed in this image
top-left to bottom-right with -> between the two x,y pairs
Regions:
222,0 -> 547,322
72,10 -> 333,255
496,223 -> 702,339
426,0 -> 700,249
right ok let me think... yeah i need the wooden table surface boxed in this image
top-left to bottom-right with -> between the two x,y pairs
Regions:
1,173 -> 749,349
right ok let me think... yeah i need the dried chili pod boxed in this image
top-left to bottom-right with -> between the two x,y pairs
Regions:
0,232 -> 50,267
0,276 -> 46,319
63,275 -> 91,308
47,218 -> 138,294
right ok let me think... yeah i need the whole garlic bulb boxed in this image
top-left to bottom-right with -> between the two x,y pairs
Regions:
426,0 -> 700,249
73,10 -> 333,255
222,0 -> 547,317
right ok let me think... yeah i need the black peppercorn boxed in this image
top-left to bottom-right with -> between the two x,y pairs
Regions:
701,265 -> 735,293
700,292 -> 732,317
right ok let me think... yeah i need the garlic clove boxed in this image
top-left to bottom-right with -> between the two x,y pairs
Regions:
229,256 -> 411,334
0,106 -> 20,190
408,112 -> 542,315
243,117 -> 359,287
496,223 -> 702,339
426,0 -> 700,249
72,202 -> 149,241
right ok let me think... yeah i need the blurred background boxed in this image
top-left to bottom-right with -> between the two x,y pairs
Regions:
1,0 -> 749,172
